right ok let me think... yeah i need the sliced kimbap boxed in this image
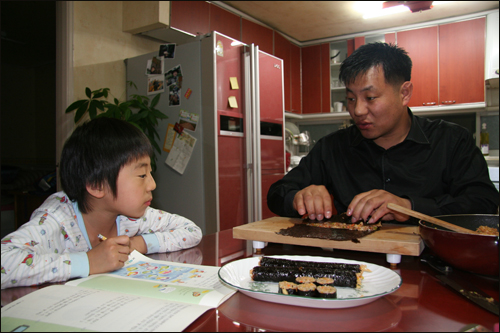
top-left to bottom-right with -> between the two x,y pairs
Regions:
315,277 -> 334,287
297,282 -> 317,297
278,281 -> 298,295
296,276 -> 316,284
317,285 -> 337,299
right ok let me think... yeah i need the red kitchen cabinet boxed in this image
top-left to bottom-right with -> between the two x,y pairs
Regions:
397,26 -> 439,107
397,18 -> 485,107
241,18 -> 273,54
290,43 -> 302,113
385,33 -> 396,45
302,45 -> 322,113
301,44 -> 331,114
170,1 -> 210,36
354,36 -> 365,50
209,3 -> 240,41
439,18 -> 485,105
321,43 -> 331,114
274,32 -> 291,112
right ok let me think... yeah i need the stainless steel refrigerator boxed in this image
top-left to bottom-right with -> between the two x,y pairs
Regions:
125,32 -> 284,235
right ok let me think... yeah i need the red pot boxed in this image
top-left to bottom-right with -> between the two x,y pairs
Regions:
419,215 -> 499,276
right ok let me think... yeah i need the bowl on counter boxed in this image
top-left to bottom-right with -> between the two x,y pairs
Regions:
419,214 -> 499,276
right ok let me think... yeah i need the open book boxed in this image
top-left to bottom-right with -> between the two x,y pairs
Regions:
1,251 -> 236,332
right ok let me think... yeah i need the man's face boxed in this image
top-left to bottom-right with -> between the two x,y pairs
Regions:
345,66 -> 412,149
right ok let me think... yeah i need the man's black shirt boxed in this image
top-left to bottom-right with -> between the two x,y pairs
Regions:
268,109 -> 499,219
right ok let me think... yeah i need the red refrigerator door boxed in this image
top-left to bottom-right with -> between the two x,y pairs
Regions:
259,51 -> 285,219
215,33 -> 247,230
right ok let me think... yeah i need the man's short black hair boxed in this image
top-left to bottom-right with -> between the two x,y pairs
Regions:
339,42 -> 412,87
59,117 -> 153,214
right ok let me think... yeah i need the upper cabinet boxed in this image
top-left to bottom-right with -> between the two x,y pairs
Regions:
241,19 -> 273,54
398,18 -> 485,107
209,4 -> 241,41
438,18 -> 485,105
274,32 -> 291,113
302,45 -> 322,114
122,1 -> 209,44
397,26 -> 439,107
290,44 -> 302,114
170,1 -> 210,36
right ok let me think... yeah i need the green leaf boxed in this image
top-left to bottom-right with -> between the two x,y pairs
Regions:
75,102 -> 89,123
124,108 -> 132,120
150,138 -> 161,153
102,88 -> 109,98
152,109 -> 168,119
85,87 -> 91,98
150,93 -> 161,108
114,98 -> 119,105
93,92 -> 105,99
65,100 -> 87,113
128,121 -> 143,132
118,101 -> 132,110
127,81 -> 138,90
88,104 -> 97,119
136,111 -> 149,119
93,100 -> 105,111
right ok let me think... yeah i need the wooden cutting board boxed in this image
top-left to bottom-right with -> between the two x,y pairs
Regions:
233,216 -> 424,256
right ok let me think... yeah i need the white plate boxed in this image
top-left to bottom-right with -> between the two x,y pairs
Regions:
218,255 -> 402,309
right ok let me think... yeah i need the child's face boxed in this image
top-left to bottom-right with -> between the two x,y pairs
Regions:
109,155 -> 156,218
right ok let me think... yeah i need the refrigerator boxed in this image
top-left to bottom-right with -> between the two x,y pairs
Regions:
125,32 -> 285,235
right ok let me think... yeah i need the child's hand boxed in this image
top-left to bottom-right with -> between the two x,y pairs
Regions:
129,236 -> 147,254
87,235 -> 131,275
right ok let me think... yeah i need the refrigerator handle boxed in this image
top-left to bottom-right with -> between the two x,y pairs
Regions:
252,45 -> 263,222
244,46 -> 254,224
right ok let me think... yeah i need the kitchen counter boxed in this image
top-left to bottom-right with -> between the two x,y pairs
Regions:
1,229 -> 498,332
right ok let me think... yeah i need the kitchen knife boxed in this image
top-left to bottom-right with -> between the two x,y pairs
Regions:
421,255 -> 499,316
435,275 -> 499,316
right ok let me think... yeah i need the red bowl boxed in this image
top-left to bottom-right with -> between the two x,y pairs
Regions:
419,215 -> 499,276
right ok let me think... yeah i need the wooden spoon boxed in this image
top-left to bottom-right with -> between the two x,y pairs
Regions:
387,203 -> 478,235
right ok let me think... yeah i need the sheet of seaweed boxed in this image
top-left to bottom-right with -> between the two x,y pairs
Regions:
276,224 -> 378,243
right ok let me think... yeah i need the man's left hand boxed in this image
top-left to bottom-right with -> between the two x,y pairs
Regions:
347,190 -> 411,223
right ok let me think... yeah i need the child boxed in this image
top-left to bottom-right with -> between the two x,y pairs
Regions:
1,118 -> 202,289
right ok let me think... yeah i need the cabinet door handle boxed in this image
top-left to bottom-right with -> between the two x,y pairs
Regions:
441,100 -> 456,104
422,102 -> 436,106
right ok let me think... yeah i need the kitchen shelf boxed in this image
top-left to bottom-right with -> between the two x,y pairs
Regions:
331,86 -> 345,92
285,102 -> 491,124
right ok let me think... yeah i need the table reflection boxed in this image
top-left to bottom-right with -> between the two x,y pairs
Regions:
218,292 -> 402,332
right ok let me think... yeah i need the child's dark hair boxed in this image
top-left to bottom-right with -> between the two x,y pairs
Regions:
339,42 -> 412,87
60,117 -> 153,213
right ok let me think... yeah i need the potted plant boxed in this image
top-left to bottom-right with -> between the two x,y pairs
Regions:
65,82 -> 167,171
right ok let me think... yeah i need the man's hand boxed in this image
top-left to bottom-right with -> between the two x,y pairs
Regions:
347,189 -> 411,223
87,235 -> 131,275
293,185 -> 333,221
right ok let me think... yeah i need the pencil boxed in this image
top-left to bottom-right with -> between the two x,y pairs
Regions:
97,234 -> 107,241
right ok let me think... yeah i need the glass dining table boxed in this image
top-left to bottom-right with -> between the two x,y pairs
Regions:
1,229 -> 498,332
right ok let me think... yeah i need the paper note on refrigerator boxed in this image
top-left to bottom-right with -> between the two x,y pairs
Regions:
165,131 -> 197,175
228,96 -> 238,108
163,123 -> 176,153
229,77 -> 239,89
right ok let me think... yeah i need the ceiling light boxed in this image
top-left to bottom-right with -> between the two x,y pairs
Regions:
355,1 -> 454,19
363,4 -> 410,19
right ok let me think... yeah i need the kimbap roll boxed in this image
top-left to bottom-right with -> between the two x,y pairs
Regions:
317,285 -> 337,299
278,281 -> 298,295
297,282 -> 317,297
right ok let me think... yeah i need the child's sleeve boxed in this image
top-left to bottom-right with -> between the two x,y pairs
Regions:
1,211 -> 87,289
136,208 -> 203,254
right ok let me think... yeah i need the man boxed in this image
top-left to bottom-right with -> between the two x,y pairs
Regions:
267,43 -> 498,223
